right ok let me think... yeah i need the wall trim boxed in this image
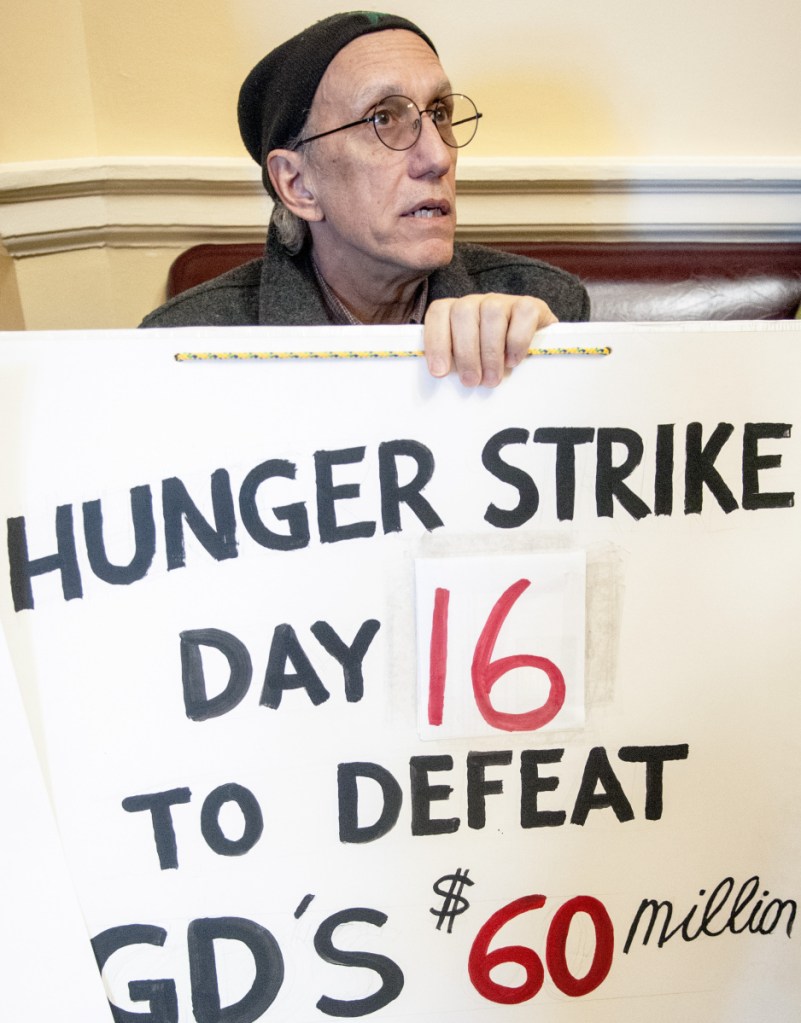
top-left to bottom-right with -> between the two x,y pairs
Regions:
1,155 -> 800,257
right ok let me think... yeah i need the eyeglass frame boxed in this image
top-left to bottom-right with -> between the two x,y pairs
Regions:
292,93 -> 482,151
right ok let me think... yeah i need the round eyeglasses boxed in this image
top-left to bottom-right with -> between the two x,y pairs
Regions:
294,93 -> 482,151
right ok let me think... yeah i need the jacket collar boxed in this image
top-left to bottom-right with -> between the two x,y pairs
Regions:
257,223 -> 331,326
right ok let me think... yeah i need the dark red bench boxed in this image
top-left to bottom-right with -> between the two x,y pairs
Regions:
167,241 -> 801,321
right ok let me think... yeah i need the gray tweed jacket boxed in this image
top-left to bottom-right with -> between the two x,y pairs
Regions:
140,226 -> 590,328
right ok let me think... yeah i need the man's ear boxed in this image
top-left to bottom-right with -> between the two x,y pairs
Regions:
266,149 -> 323,222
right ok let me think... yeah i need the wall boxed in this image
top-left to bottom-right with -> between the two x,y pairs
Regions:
4,0 -> 799,162
1,0 -> 800,329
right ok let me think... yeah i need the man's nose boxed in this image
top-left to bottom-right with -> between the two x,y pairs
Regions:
409,114 -> 453,176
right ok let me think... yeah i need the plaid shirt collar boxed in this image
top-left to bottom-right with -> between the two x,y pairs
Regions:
312,257 -> 428,326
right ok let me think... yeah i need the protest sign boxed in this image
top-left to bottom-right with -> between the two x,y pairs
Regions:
1,321 -> 799,1022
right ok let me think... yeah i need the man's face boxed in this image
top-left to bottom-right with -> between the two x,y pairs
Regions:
302,30 -> 458,289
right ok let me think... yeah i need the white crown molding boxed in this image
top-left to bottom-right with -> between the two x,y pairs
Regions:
1,155 -> 800,257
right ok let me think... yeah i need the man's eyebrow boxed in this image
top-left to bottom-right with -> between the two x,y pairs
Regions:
354,79 -> 454,110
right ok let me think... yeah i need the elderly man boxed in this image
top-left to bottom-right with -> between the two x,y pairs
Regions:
141,11 -> 589,386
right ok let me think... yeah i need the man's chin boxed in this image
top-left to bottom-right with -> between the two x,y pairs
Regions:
404,237 -> 454,274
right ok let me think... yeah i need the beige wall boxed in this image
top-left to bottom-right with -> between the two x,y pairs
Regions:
3,0 -> 800,161
8,247 -> 177,331
1,0 -> 799,329
0,249 -> 24,331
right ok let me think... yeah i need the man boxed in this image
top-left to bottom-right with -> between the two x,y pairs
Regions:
141,12 -> 589,386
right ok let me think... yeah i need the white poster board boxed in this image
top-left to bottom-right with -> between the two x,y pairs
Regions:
1,322 -> 799,1022
0,631 -> 112,1021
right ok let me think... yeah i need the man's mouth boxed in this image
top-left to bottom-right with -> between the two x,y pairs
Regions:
402,201 -> 451,219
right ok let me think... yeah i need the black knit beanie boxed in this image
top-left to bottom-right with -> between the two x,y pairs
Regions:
238,11 -> 438,197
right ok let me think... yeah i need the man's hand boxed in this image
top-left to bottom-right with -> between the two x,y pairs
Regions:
424,293 -> 558,387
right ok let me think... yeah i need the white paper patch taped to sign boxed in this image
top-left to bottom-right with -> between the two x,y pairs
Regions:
415,551 -> 586,740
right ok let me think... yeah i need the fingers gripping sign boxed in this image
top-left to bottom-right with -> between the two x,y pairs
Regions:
424,293 -> 558,387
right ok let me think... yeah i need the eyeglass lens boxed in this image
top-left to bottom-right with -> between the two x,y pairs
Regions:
372,94 -> 480,151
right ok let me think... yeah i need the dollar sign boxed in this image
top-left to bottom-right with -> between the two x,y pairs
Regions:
430,868 -> 474,933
